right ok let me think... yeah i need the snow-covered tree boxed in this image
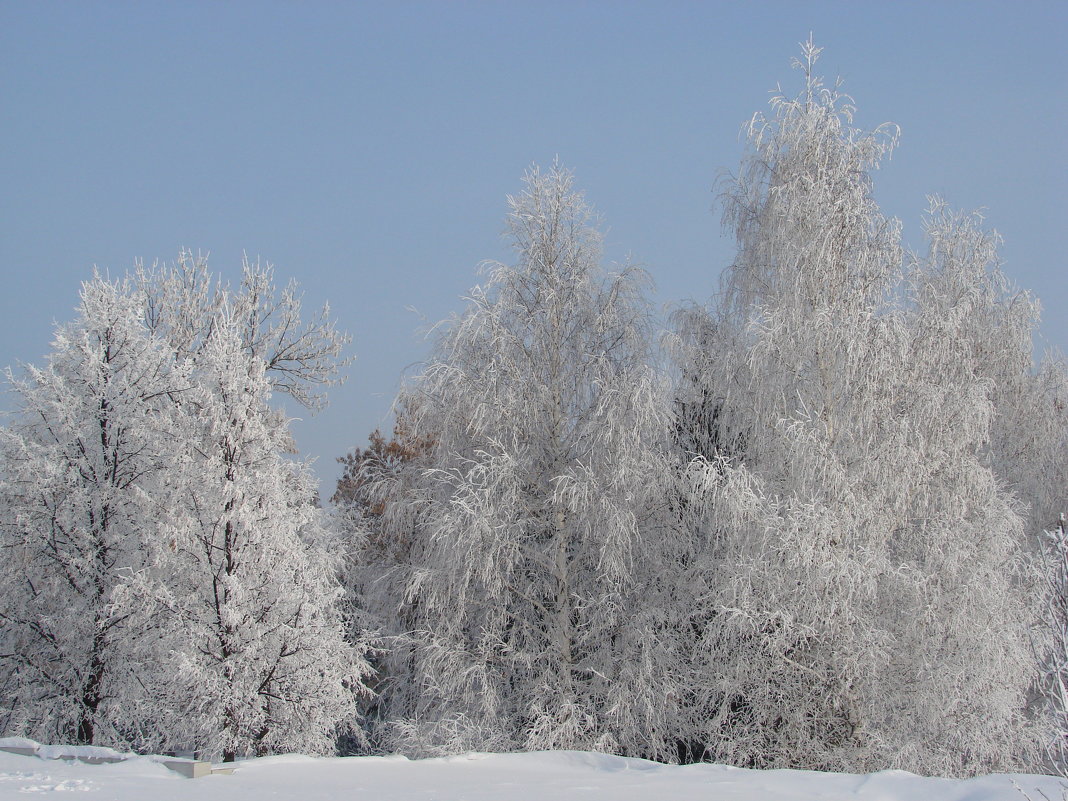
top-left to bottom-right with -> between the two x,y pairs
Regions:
129,254 -> 371,756
886,202 -> 1039,773
918,208 -> 1068,774
673,41 -> 1038,775
0,276 -> 189,745
1,258 -> 370,757
127,311 -> 370,759
361,164 -> 685,759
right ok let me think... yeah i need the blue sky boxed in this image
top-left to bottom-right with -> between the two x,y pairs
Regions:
3,1 -> 1065,498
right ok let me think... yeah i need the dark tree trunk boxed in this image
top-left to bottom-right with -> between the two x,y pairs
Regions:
76,652 -> 104,744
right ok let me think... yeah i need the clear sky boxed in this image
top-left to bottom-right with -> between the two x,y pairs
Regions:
2,1 -> 1065,499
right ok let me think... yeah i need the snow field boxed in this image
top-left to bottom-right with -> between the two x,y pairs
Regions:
0,745 -> 1062,801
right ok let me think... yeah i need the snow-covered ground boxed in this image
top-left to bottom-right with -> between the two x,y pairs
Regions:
0,740 -> 1062,801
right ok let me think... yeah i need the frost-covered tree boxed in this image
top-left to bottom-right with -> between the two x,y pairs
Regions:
362,164 -> 685,759
127,311 -> 370,760
132,255 -> 366,756
887,203 -> 1039,773
120,253 -> 370,757
918,208 -> 1068,774
1,258 -> 369,757
674,41 -> 1038,775
0,276 -> 188,745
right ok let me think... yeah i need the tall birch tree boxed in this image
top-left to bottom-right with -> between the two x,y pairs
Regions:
364,164 -> 685,759
674,41 -> 1038,775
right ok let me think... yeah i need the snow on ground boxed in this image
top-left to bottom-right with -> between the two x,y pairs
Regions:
0,741 -> 1062,800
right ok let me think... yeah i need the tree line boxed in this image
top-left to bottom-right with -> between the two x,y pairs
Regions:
2,43 -> 1066,776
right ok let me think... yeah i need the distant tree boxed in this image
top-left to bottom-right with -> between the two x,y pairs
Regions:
674,41 -> 1038,775
333,412 -> 435,617
334,429 -> 391,512
331,412 -> 435,748
365,164 -> 685,759
333,411 -> 433,520
0,276 -> 188,745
